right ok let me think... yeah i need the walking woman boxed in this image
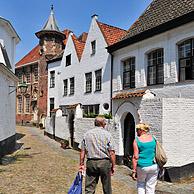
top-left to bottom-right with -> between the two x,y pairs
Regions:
132,123 -> 159,194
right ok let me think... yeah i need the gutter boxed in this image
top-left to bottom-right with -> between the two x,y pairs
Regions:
110,54 -> 113,115
15,60 -> 39,69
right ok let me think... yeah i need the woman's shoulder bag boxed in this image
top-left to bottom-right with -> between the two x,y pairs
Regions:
153,136 -> 167,168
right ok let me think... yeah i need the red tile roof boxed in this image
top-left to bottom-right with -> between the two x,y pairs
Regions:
97,21 -> 127,46
16,29 -> 71,68
16,45 -> 40,68
62,29 -> 71,45
72,34 -> 87,61
113,89 -> 146,99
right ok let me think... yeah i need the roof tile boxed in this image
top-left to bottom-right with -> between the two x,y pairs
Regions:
72,34 -> 87,61
113,89 -> 146,99
97,21 -> 127,46
123,0 -> 194,40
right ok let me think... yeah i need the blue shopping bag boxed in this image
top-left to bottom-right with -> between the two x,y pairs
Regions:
68,172 -> 82,194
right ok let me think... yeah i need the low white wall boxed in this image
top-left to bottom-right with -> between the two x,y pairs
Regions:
45,117 -> 54,135
0,71 -> 16,141
162,98 -> 194,167
55,116 -> 69,140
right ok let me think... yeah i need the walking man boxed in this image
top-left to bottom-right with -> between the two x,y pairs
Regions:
79,116 -> 115,194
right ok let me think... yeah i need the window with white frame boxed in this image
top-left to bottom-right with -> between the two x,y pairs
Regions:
91,40 -> 96,55
50,71 -> 55,88
33,65 -> 38,82
123,57 -> 135,89
178,39 -> 194,81
95,69 -> 102,91
25,95 -> 30,113
17,96 -> 22,113
63,79 -> 68,96
83,104 -> 99,117
69,77 -> 75,95
85,72 -> 92,93
147,49 -> 164,85
25,68 -> 31,83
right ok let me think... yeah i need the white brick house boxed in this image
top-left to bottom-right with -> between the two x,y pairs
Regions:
46,15 -> 127,146
0,16 -> 20,157
107,0 -> 194,181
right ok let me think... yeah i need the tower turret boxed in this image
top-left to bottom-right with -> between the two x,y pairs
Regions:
35,5 -> 65,59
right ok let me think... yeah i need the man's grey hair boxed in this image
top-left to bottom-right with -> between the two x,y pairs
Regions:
94,116 -> 105,127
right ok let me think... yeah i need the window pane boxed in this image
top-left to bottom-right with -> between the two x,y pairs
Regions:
17,96 -> 22,113
91,41 -> 96,55
70,77 -> 74,95
95,69 -> 102,91
66,54 -> 71,66
33,65 -> 38,82
83,104 -> 99,117
63,79 -> 68,96
179,58 -> 193,81
25,96 -> 30,113
148,66 -> 156,85
26,68 -> 31,83
85,72 -> 92,93
50,71 -> 55,88
179,40 -> 191,58
147,49 -> 163,85
123,57 -> 135,89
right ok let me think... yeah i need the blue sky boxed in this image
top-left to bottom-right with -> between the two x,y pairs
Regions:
0,0 -> 152,62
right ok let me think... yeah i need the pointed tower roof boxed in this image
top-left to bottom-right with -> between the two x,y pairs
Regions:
35,5 -> 65,39
42,5 -> 60,31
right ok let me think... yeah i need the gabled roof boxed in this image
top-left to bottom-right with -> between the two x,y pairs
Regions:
97,21 -> 127,46
72,34 -> 87,61
107,0 -> 194,53
16,29 -> 71,68
124,0 -> 194,40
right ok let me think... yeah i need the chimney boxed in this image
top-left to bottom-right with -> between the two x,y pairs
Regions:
91,14 -> 98,20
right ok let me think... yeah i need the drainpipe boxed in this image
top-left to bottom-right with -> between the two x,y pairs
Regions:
110,53 -> 114,115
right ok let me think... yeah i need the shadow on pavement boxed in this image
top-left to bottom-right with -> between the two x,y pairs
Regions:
15,133 -> 25,140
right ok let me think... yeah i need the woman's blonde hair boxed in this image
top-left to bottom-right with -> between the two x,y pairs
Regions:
136,123 -> 150,132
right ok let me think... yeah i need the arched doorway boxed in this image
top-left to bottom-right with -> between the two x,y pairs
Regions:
123,112 -> 135,167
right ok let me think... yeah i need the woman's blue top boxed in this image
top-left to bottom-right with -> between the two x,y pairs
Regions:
136,136 -> 156,168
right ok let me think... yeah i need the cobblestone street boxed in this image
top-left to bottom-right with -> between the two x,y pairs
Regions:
0,126 -> 193,194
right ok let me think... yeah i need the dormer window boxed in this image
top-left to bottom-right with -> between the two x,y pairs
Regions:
91,40 -> 96,55
66,54 -> 71,66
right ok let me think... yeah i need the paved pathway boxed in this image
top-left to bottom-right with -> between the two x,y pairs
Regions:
0,126 -> 193,194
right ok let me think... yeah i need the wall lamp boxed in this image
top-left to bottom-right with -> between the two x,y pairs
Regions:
9,82 -> 28,94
